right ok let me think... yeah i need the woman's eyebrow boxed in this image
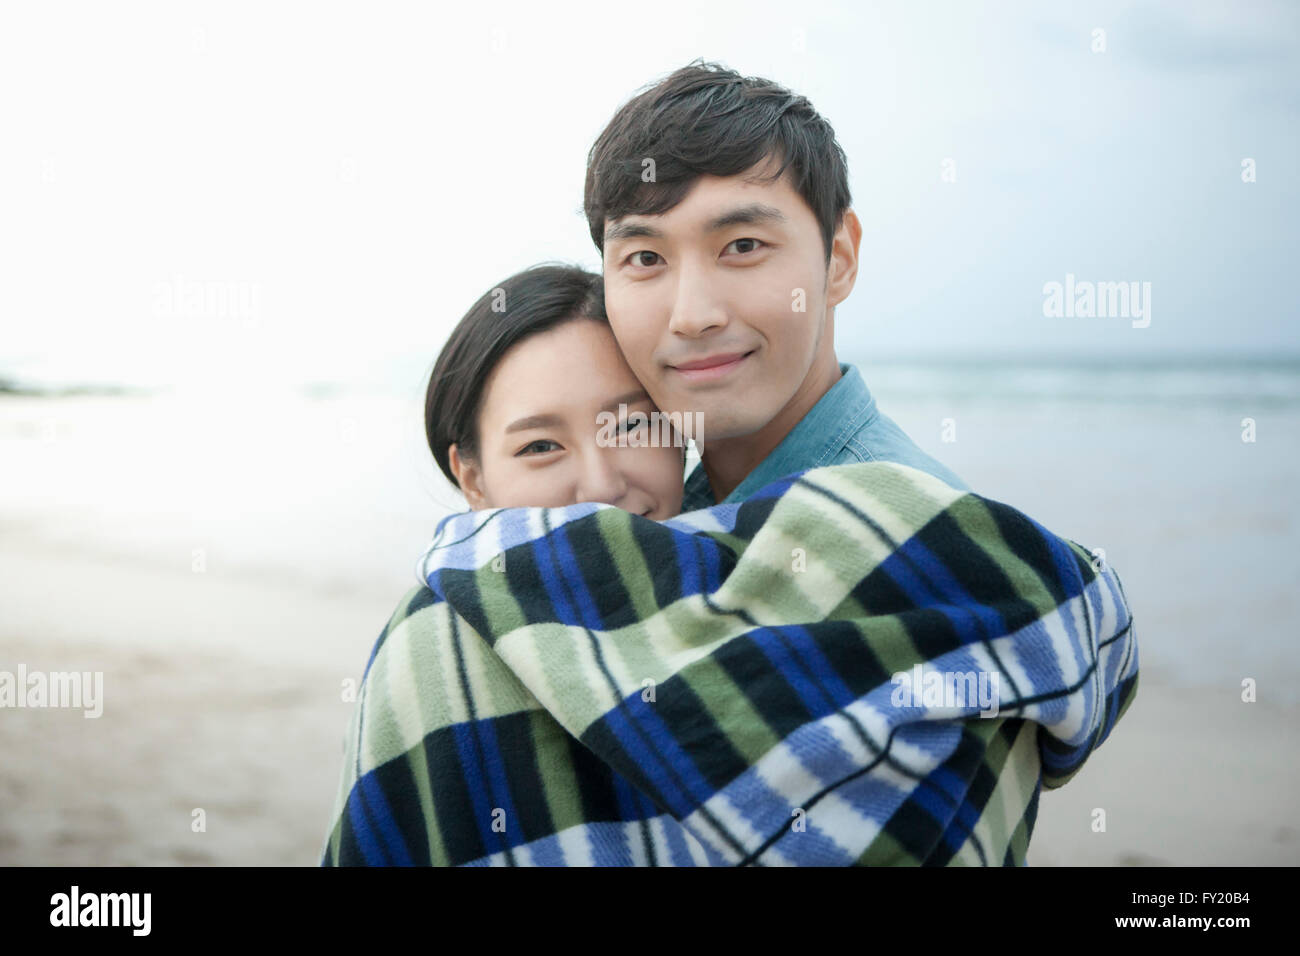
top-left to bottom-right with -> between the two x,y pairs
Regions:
504,413 -> 564,434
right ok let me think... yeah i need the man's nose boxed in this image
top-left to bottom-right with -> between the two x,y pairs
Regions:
666,258 -> 728,337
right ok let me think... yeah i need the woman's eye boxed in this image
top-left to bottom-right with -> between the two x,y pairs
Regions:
517,439 -> 560,456
626,250 -> 662,268
618,417 -> 647,434
725,237 -> 764,255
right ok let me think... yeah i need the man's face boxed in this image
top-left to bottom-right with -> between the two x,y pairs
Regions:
601,159 -> 836,443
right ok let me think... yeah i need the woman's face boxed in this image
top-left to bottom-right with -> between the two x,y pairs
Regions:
449,318 -> 685,519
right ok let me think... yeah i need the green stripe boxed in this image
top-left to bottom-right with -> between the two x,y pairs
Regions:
677,653 -> 780,764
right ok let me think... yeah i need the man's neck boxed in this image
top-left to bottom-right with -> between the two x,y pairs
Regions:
699,351 -> 842,503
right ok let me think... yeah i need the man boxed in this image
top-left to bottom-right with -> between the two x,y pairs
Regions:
584,60 -> 969,509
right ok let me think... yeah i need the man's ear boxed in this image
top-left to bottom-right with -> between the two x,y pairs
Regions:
448,443 -> 489,510
825,208 -> 862,310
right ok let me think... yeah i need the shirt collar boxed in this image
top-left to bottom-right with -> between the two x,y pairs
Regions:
682,362 -> 876,508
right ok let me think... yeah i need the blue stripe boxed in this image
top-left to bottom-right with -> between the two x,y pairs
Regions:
358,772 -> 415,865
451,722 -> 512,858
614,693 -> 722,809
585,820 -> 635,866
934,793 -> 984,855
531,534 -> 579,626
473,717 -> 525,853
781,625 -> 856,708
890,537 -> 1008,646
521,832 -> 567,866
361,629 -> 385,682
908,772 -> 965,849
752,627 -> 837,720
659,814 -> 699,866
702,535 -> 722,592
345,783 -> 390,866
673,530 -> 703,597
751,471 -> 804,500
1032,527 -> 1095,712
499,507 -> 532,556
600,703 -> 697,816
549,522 -> 604,630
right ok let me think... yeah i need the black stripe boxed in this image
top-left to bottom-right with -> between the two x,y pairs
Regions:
331,791 -> 369,866
565,735 -> 629,823
502,538 -> 555,627
909,725 -> 992,866
434,569 -> 495,645
493,711 -> 558,845
915,508 -> 1044,638
713,630 -> 814,740
732,490 -> 781,542
445,612 -> 517,866
369,752 -> 433,865
986,499 -> 1079,607
628,515 -> 684,610
422,724 -> 487,865
561,514 -> 640,630
802,618 -> 894,702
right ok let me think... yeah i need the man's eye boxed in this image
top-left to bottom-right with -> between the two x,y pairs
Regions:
517,439 -> 560,456
625,250 -> 662,268
725,237 -> 765,255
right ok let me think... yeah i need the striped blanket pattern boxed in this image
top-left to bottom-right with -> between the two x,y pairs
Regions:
320,461 -> 1139,866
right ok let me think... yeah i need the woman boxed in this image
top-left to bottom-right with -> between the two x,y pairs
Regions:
423,263 -> 685,519
319,265 -> 1139,867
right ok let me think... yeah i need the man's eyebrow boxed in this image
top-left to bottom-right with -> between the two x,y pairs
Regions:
604,203 -> 788,246
704,202 -> 787,232
503,390 -> 649,434
604,221 -> 664,244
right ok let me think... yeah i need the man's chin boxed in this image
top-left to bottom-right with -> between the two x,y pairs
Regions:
648,387 -> 770,443
684,408 -> 766,445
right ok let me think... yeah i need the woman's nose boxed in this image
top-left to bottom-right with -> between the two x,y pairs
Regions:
574,448 -> 630,507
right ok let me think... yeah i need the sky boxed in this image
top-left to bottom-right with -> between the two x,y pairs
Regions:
1,0 -> 1296,391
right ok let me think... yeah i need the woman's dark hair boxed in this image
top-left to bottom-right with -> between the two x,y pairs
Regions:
584,59 -> 852,264
425,263 -> 607,489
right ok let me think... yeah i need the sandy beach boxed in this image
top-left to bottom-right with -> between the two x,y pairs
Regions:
2,379 -> 1298,866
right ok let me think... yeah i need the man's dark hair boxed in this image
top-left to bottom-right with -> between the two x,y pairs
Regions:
584,60 -> 852,263
425,263 -> 606,489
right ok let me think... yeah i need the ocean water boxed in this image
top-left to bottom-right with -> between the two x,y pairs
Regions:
3,356 -> 1298,700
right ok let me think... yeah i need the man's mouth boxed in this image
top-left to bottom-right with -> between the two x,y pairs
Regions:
669,349 -> 755,383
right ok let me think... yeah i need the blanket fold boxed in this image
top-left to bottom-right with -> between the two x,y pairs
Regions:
321,461 -> 1138,866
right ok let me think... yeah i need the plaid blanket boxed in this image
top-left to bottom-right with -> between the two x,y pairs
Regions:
320,461 -> 1138,866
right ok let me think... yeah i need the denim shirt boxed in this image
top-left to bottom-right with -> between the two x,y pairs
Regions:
681,362 -> 970,511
